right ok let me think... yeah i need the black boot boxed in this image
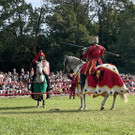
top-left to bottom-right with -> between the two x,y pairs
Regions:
80,73 -> 86,87
45,74 -> 52,99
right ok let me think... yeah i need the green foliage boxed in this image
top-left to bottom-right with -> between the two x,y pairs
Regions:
0,0 -> 34,71
96,0 -> 135,73
45,1 -> 95,71
0,0 -> 48,72
0,0 -> 135,73
116,4 -> 135,73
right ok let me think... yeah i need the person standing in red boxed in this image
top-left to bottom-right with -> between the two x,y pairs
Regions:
80,36 -> 106,86
67,73 -> 76,99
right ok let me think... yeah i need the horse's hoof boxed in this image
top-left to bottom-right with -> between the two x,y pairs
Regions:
37,106 -> 40,108
43,106 -> 46,108
100,106 -> 104,110
78,107 -> 83,111
84,107 -> 87,110
110,107 -> 114,110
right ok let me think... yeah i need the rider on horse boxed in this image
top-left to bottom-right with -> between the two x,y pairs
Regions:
80,36 -> 106,86
31,50 -> 51,98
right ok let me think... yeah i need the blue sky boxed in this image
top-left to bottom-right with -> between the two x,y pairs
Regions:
26,0 -> 42,7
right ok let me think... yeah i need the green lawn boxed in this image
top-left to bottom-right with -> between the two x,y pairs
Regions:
0,95 -> 135,135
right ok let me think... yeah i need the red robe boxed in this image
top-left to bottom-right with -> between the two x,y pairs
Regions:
80,44 -> 106,75
68,76 -> 76,98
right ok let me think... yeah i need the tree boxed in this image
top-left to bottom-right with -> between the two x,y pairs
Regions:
93,0 -> 133,68
0,0 -> 49,72
116,3 -> 135,73
0,0 -> 34,71
0,0 -> 134,73
45,0 -> 97,71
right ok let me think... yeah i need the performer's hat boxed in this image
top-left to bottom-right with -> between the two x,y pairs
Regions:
40,50 -> 45,56
91,36 -> 99,44
33,50 -> 46,63
40,50 -> 46,60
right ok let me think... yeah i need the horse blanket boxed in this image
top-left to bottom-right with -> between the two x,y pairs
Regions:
75,64 -> 128,97
33,75 -> 47,100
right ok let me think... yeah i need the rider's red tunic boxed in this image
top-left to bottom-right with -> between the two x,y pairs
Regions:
80,44 -> 106,75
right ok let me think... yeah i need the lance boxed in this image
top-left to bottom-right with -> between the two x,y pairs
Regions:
29,7 -> 43,81
62,42 -> 119,57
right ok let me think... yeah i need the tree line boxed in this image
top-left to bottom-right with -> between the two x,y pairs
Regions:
0,0 -> 135,74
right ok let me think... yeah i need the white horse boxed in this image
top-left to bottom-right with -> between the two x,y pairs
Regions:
33,61 -> 47,108
63,55 -> 128,110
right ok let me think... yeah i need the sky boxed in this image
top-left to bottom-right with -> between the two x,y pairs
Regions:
25,0 -> 42,7
26,0 -> 135,7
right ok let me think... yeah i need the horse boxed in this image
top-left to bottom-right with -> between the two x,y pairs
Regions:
63,55 -> 128,110
33,61 -> 48,108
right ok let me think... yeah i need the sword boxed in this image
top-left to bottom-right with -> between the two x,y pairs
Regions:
62,42 -> 119,57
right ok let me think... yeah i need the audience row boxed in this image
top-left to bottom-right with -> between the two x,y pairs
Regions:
0,68 -> 135,96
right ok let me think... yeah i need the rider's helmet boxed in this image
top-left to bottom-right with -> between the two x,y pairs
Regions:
91,36 -> 99,45
32,50 -> 46,63
39,50 -> 46,61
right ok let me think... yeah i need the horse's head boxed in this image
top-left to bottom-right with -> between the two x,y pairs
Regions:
63,55 -> 85,74
63,55 -> 73,73
35,61 -> 45,82
36,61 -> 43,75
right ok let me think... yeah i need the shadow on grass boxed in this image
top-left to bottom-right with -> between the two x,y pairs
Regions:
0,106 -> 35,110
0,107 -> 100,114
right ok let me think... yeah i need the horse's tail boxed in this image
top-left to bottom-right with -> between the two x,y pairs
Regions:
119,93 -> 128,103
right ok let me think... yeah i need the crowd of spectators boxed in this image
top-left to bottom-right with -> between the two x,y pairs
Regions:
120,73 -> 135,93
0,68 -> 135,96
0,68 -> 72,96
49,71 -> 71,95
0,68 -> 30,95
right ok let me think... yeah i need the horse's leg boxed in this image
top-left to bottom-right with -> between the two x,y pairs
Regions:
110,92 -> 118,110
37,95 -> 41,108
100,92 -> 109,110
78,96 -> 83,110
37,100 -> 39,108
83,94 -> 87,110
43,100 -> 46,108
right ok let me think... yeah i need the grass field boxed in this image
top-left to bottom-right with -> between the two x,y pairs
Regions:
0,95 -> 135,135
